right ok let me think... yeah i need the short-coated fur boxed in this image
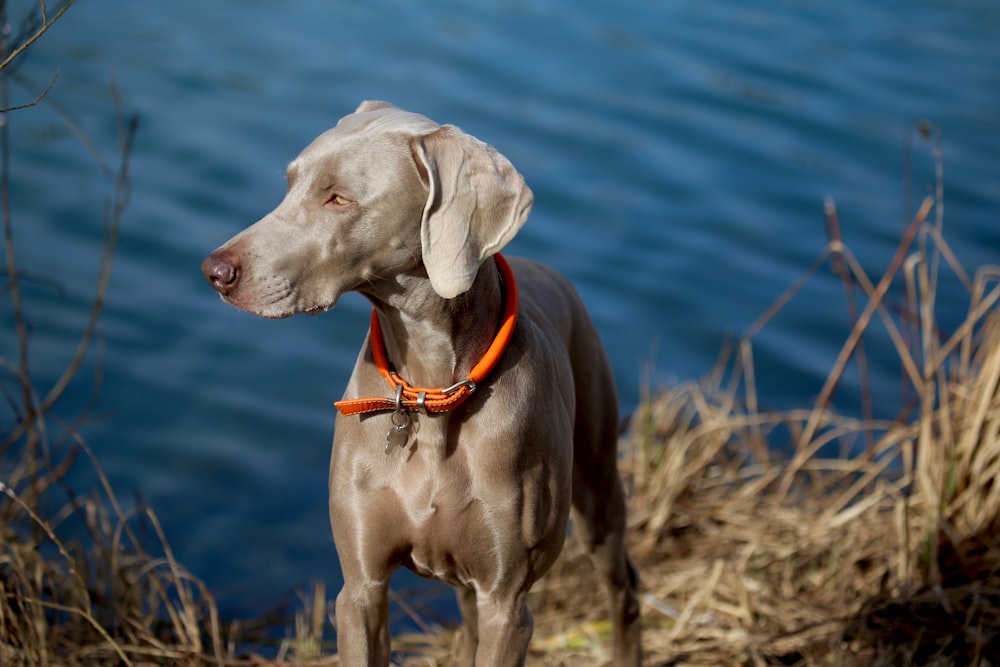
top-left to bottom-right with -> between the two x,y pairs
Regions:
202,101 -> 641,666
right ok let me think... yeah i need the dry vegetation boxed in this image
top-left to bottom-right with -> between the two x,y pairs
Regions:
534,256 -> 999,665
3,3 -> 999,665
408,193 -> 1000,667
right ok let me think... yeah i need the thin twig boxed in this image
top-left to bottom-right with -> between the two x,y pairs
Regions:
780,196 -> 935,500
39,100 -> 136,412
0,80 -> 138,451
0,0 -> 77,73
824,197 -> 875,455
0,66 -> 58,112
1,0 -> 45,504
744,246 -> 831,339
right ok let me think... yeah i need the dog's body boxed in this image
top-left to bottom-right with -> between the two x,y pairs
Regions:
202,102 -> 641,666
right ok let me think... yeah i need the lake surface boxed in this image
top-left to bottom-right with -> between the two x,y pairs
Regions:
7,0 -> 999,624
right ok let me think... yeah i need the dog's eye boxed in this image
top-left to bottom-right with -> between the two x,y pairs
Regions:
326,193 -> 354,208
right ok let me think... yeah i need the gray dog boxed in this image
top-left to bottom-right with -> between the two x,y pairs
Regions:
202,101 -> 641,666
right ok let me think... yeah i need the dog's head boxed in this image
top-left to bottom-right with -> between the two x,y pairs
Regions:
201,101 -> 533,317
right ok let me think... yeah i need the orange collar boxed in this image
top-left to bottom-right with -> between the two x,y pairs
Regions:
334,254 -> 518,417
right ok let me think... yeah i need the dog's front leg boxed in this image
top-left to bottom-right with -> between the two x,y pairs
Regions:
455,584 -> 480,667
334,579 -> 391,666
471,590 -> 533,667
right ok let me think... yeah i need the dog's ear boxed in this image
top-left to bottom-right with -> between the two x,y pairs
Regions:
412,125 -> 533,299
356,100 -> 396,113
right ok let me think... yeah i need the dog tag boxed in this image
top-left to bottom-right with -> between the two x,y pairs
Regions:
385,409 -> 411,454
385,425 -> 409,453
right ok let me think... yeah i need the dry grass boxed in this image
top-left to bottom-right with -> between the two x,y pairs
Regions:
528,312 -> 999,666
513,192 -> 999,666
3,8 -> 998,659
396,188 -> 1000,665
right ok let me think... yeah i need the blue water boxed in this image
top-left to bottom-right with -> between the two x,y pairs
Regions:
6,0 -> 999,623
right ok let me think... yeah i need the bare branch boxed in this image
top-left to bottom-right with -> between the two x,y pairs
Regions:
0,67 -> 58,112
40,92 -> 138,414
0,0 -> 78,73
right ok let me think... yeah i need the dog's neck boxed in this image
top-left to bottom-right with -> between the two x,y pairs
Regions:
365,258 -> 505,390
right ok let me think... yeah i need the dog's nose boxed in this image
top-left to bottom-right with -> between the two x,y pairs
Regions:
201,252 -> 241,296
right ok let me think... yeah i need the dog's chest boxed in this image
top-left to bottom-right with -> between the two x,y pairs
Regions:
390,443 -> 476,528
390,450 -> 480,579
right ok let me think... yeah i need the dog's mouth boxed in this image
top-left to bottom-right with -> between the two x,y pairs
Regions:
304,303 -> 334,316
217,289 -> 335,320
206,259 -> 345,319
